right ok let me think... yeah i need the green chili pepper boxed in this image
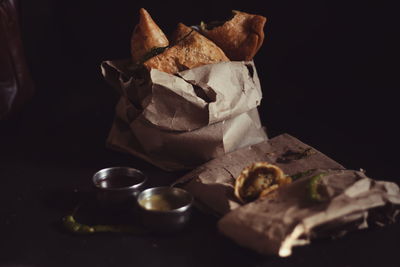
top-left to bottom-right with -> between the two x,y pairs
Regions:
291,169 -> 316,181
307,173 -> 327,202
138,29 -> 194,65
62,215 -> 148,235
93,224 -> 148,234
139,46 -> 169,64
62,215 -> 95,234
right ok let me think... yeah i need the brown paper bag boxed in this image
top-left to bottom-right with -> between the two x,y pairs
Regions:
101,60 -> 267,171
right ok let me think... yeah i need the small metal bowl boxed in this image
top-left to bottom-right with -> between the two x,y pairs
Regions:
93,167 -> 147,205
137,187 -> 193,232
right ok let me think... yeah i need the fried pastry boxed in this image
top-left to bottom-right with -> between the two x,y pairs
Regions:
234,162 -> 292,203
200,10 -> 267,61
130,8 -> 169,63
143,23 -> 229,74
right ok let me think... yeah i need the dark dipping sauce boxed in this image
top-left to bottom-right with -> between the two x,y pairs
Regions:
98,175 -> 142,189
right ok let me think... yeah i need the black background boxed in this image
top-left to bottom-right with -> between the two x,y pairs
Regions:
1,0 -> 399,266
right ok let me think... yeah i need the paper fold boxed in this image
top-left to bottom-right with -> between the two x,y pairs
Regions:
101,60 -> 267,171
175,134 -> 345,215
174,133 -> 400,257
218,169 -> 400,257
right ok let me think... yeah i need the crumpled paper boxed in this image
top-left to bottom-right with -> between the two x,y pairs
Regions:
218,169 -> 400,257
174,133 -> 400,257
174,133 -> 345,216
101,60 -> 267,171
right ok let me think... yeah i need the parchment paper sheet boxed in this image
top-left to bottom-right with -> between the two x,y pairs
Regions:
175,133 -> 345,216
174,133 -> 400,257
101,60 -> 267,171
219,169 -> 400,257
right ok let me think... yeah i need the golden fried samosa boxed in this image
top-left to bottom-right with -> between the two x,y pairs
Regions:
200,10 -> 267,61
143,23 -> 229,74
130,8 -> 169,63
234,162 -> 291,203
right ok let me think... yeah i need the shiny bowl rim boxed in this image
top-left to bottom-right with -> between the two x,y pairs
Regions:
92,167 -> 147,191
137,186 -> 193,214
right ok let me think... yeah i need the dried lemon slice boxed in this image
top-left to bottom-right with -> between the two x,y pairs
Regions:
234,162 -> 292,203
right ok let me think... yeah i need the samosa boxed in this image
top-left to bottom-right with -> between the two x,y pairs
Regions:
200,10 -> 267,61
130,8 -> 169,63
143,23 -> 229,74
